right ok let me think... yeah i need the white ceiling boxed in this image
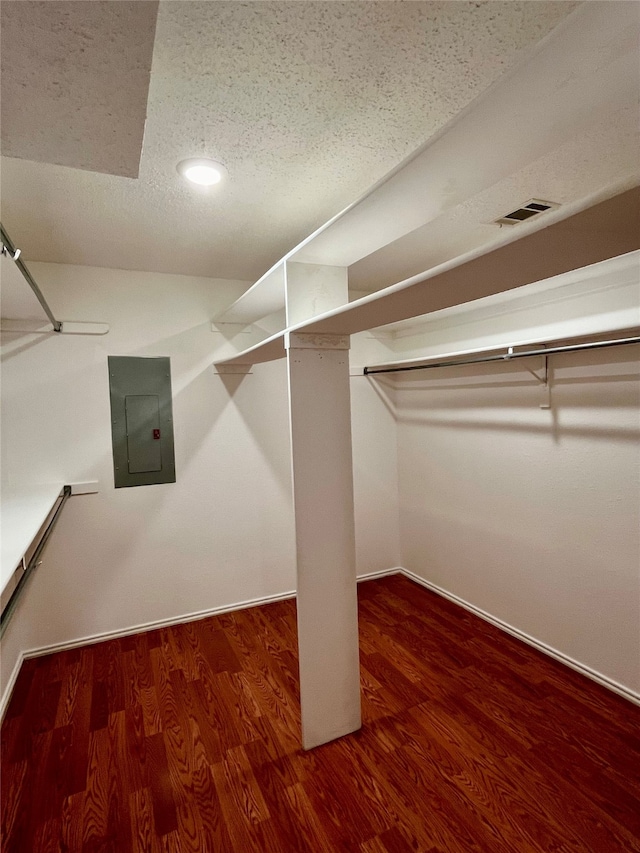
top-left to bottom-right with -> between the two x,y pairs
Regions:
1,1 -> 158,178
1,0 -> 602,286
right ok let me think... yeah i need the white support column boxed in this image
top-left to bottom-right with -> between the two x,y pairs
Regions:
285,262 -> 348,327
285,330 -> 361,750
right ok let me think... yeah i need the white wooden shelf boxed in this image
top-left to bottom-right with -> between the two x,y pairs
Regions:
214,262 -> 285,325
211,2 -> 638,338
1,483 -> 64,596
213,193 -> 639,367
214,329 -> 286,366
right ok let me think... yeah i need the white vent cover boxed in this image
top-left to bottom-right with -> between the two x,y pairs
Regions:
495,198 -> 560,225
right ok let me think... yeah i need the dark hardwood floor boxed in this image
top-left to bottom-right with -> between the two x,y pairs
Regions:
2,574 -> 639,852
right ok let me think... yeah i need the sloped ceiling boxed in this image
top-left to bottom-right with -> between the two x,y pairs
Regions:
0,0 -> 593,284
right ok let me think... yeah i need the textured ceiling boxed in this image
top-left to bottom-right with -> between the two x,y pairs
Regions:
0,0 -> 582,282
1,1 -> 158,177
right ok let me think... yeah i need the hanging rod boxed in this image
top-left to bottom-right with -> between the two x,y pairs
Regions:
363,334 -> 640,376
0,486 -> 71,639
0,222 -> 62,333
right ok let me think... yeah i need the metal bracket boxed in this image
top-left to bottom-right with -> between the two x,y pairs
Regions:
523,356 -> 548,386
523,351 -> 550,409
503,346 -> 550,408
1,223 -> 63,332
1,242 -> 21,261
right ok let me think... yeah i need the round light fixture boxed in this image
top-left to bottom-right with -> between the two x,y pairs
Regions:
177,158 -> 227,186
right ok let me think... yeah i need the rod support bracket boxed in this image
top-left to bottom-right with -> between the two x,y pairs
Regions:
1,222 -> 63,331
1,242 -> 21,261
523,354 -> 548,386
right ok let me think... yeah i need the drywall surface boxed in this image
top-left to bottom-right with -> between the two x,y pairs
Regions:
397,345 -> 640,695
0,262 -> 400,703
351,372 -> 400,574
0,265 -> 291,697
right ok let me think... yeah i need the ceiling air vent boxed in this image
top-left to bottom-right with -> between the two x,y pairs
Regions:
495,198 -> 560,225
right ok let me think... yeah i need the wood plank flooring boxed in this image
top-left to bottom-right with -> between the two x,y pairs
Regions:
2,574 -> 639,852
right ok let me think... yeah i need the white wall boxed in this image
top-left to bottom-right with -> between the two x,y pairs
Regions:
357,253 -> 640,701
396,343 -> 639,697
351,372 -> 400,576
3,254 -> 635,707
0,265 -> 292,699
0,262 -> 400,704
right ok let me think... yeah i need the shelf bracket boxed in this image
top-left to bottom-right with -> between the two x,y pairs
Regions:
505,345 -> 550,408
522,355 -> 548,386
519,351 -> 550,409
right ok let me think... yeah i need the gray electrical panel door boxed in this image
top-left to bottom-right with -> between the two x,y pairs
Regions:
108,356 -> 176,488
125,395 -> 162,473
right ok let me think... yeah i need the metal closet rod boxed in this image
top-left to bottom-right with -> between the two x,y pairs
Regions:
363,334 -> 640,376
0,222 -> 62,332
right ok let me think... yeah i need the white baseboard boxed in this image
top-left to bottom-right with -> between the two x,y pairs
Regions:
21,568 -> 399,662
3,565 -> 637,717
357,567 -> 402,583
0,588 -> 300,721
0,651 -> 26,721
20,589 -> 298,662
400,567 -> 640,708
0,568 -> 400,717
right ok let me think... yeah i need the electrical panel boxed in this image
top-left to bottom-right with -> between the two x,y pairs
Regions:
108,356 -> 176,488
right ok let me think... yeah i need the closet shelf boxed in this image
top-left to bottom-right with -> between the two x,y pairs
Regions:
212,4 -> 637,335
1,483 -> 66,596
213,193 -> 640,368
214,262 -> 285,325
214,329 -> 286,366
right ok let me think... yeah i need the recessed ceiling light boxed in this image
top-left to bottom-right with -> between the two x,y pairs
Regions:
177,158 -> 227,186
